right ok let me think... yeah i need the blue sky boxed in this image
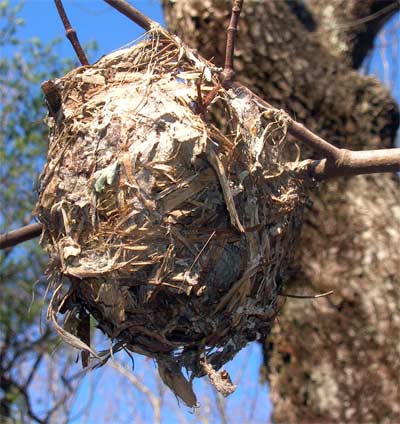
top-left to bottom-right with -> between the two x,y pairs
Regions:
15,0 -> 164,60
4,1 -> 399,422
12,0 -> 400,121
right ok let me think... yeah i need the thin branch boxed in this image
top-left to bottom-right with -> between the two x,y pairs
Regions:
5,329 -> 52,372
85,1 -> 399,174
286,116 -> 340,160
44,389 -> 77,424
333,1 -> 399,30
234,82 -> 340,159
1,375 -> 46,424
103,0 -> 155,31
0,223 -> 42,250
54,0 -> 89,66
25,354 -> 43,388
301,148 -> 400,180
222,0 -> 244,87
108,361 -> 161,424
234,82 -> 400,175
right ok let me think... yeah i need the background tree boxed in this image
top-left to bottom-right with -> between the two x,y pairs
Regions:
0,3 -> 97,421
161,0 -> 400,422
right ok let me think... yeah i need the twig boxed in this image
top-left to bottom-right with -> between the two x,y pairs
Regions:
1,375 -> 46,424
222,0 -> 244,87
234,82 -> 400,175
333,2 -> 399,30
54,0 -> 89,66
25,354 -> 43,388
103,0 -> 155,31
108,360 -> 161,424
0,223 -> 42,249
234,83 -> 340,159
302,149 -> 400,180
185,230 -> 216,279
286,116 -> 340,160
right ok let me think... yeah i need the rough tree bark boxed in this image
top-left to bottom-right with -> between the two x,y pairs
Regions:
162,1 -> 400,422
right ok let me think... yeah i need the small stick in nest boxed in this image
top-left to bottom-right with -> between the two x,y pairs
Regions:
280,290 -> 334,299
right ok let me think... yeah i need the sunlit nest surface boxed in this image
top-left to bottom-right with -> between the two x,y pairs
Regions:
36,28 -> 307,406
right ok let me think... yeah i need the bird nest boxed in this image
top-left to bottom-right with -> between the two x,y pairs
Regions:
36,28 -> 308,406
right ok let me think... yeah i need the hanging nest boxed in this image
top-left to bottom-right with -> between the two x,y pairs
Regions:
36,27 -> 309,406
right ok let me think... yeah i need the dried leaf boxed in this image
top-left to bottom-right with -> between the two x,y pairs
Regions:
157,361 -> 197,408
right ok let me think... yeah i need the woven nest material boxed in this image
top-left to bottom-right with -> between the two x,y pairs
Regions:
36,28 -> 308,406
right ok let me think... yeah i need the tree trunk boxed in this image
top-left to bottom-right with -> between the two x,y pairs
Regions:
162,1 -> 400,422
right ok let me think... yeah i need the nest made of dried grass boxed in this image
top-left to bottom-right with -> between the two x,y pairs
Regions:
36,27 -> 308,406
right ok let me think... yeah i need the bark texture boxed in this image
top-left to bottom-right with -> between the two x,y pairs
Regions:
162,1 -> 400,422
307,0 -> 399,69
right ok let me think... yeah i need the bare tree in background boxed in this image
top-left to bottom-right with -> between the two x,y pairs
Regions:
0,4 -> 89,421
162,1 -> 400,422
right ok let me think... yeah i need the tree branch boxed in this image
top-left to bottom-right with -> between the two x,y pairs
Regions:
0,374 -> 46,424
221,0 -> 244,87
233,82 -> 400,173
167,0 -> 399,172
301,149 -> 400,180
103,0 -> 155,31
233,83 -> 339,158
108,361 -> 162,424
54,0 -> 89,66
25,354 -> 43,388
0,223 -> 42,249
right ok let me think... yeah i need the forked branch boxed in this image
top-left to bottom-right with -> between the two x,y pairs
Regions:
235,82 -> 400,176
101,0 -> 399,174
